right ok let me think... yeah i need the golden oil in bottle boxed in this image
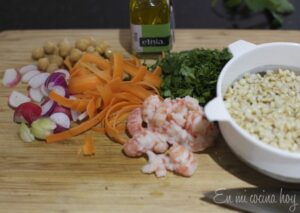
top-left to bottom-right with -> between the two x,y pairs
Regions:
129,0 -> 173,55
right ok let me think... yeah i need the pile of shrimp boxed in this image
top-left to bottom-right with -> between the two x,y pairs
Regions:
123,95 -> 218,177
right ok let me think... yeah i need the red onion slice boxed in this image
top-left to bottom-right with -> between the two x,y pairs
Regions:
50,112 -> 71,129
41,98 -> 57,116
45,72 -> 67,89
51,85 -> 67,97
54,69 -> 70,81
52,105 -> 72,120
77,111 -> 88,121
40,84 -> 49,96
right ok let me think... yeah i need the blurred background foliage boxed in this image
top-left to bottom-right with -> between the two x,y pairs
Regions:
211,0 -> 295,28
0,0 -> 298,30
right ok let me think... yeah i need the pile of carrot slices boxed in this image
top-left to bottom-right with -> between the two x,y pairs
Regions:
46,53 -> 161,144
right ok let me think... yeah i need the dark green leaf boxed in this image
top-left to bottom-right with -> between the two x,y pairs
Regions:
271,11 -> 284,23
225,0 -> 242,8
244,0 -> 267,12
267,0 -> 294,13
210,0 -> 219,7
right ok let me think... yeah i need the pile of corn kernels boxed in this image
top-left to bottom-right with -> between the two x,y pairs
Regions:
224,69 -> 300,152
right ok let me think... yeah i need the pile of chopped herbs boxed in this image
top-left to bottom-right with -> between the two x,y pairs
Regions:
155,48 -> 232,105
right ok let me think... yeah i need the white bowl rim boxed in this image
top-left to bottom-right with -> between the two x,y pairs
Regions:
216,41 -> 300,160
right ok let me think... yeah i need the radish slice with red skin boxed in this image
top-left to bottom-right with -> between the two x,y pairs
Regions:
14,102 -> 42,124
41,99 -> 56,116
19,64 -> 37,75
22,70 -> 40,83
50,112 -> 71,129
29,87 -> 44,103
54,69 -> 70,81
8,91 -> 31,109
40,84 -> 49,96
28,73 -> 50,89
2,68 -> 21,87
52,105 -> 72,119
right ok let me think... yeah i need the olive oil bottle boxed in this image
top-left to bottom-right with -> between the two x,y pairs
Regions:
129,0 -> 173,55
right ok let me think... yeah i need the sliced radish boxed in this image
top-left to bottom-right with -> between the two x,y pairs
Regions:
22,70 -> 40,83
40,84 -> 49,96
54,69 -> 70,81
77,111 -> 88,121
28,73 -> 50,89
50,112 -> 71,129
14,102 -> 42,124
8,91 -> 31,109
19,64 -> 37,75
52,105 -> 72,119
51,85 -> 67,97
2,68 -> 21,87
29,87 -> 44,103
41,99 -> 56,116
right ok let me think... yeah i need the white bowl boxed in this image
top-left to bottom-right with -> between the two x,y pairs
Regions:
204,40 -> 300,183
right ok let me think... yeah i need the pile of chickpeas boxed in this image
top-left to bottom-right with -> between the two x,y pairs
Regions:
31,37 -> 114,72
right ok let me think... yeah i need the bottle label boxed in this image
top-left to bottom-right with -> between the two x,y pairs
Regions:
131,23 -> 171,53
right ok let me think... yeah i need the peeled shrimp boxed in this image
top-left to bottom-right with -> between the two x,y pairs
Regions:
125,95 -> 218,177
127,107 -> 143,136
123,130 -> 169,157
142,151 -> 171,177
168,144 -> 198,177
185,112 -> 218,152
142,95 -> 161,124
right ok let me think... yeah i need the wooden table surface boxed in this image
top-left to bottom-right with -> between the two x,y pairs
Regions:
0,29 -> 300,213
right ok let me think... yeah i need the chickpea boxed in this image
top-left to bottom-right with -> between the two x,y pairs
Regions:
95,44 -> 105,54
87,37 -> 97,46
58,39 -> 72,58
32,47 -> 45,60
90,51 -> 100,57
69,48 -> 82,63
97,41 -> 110,56
37,57 -> 50,71
75,38 -> 90,51
86,46 -> 95,53
104,48 -> 114,58
47,63 -> 59,72
43,41 -> 56,54
48,55 -> 63,67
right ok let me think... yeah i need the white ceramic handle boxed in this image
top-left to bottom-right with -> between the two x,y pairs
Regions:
204,97 -> 231,122
228,40 -> 256,58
